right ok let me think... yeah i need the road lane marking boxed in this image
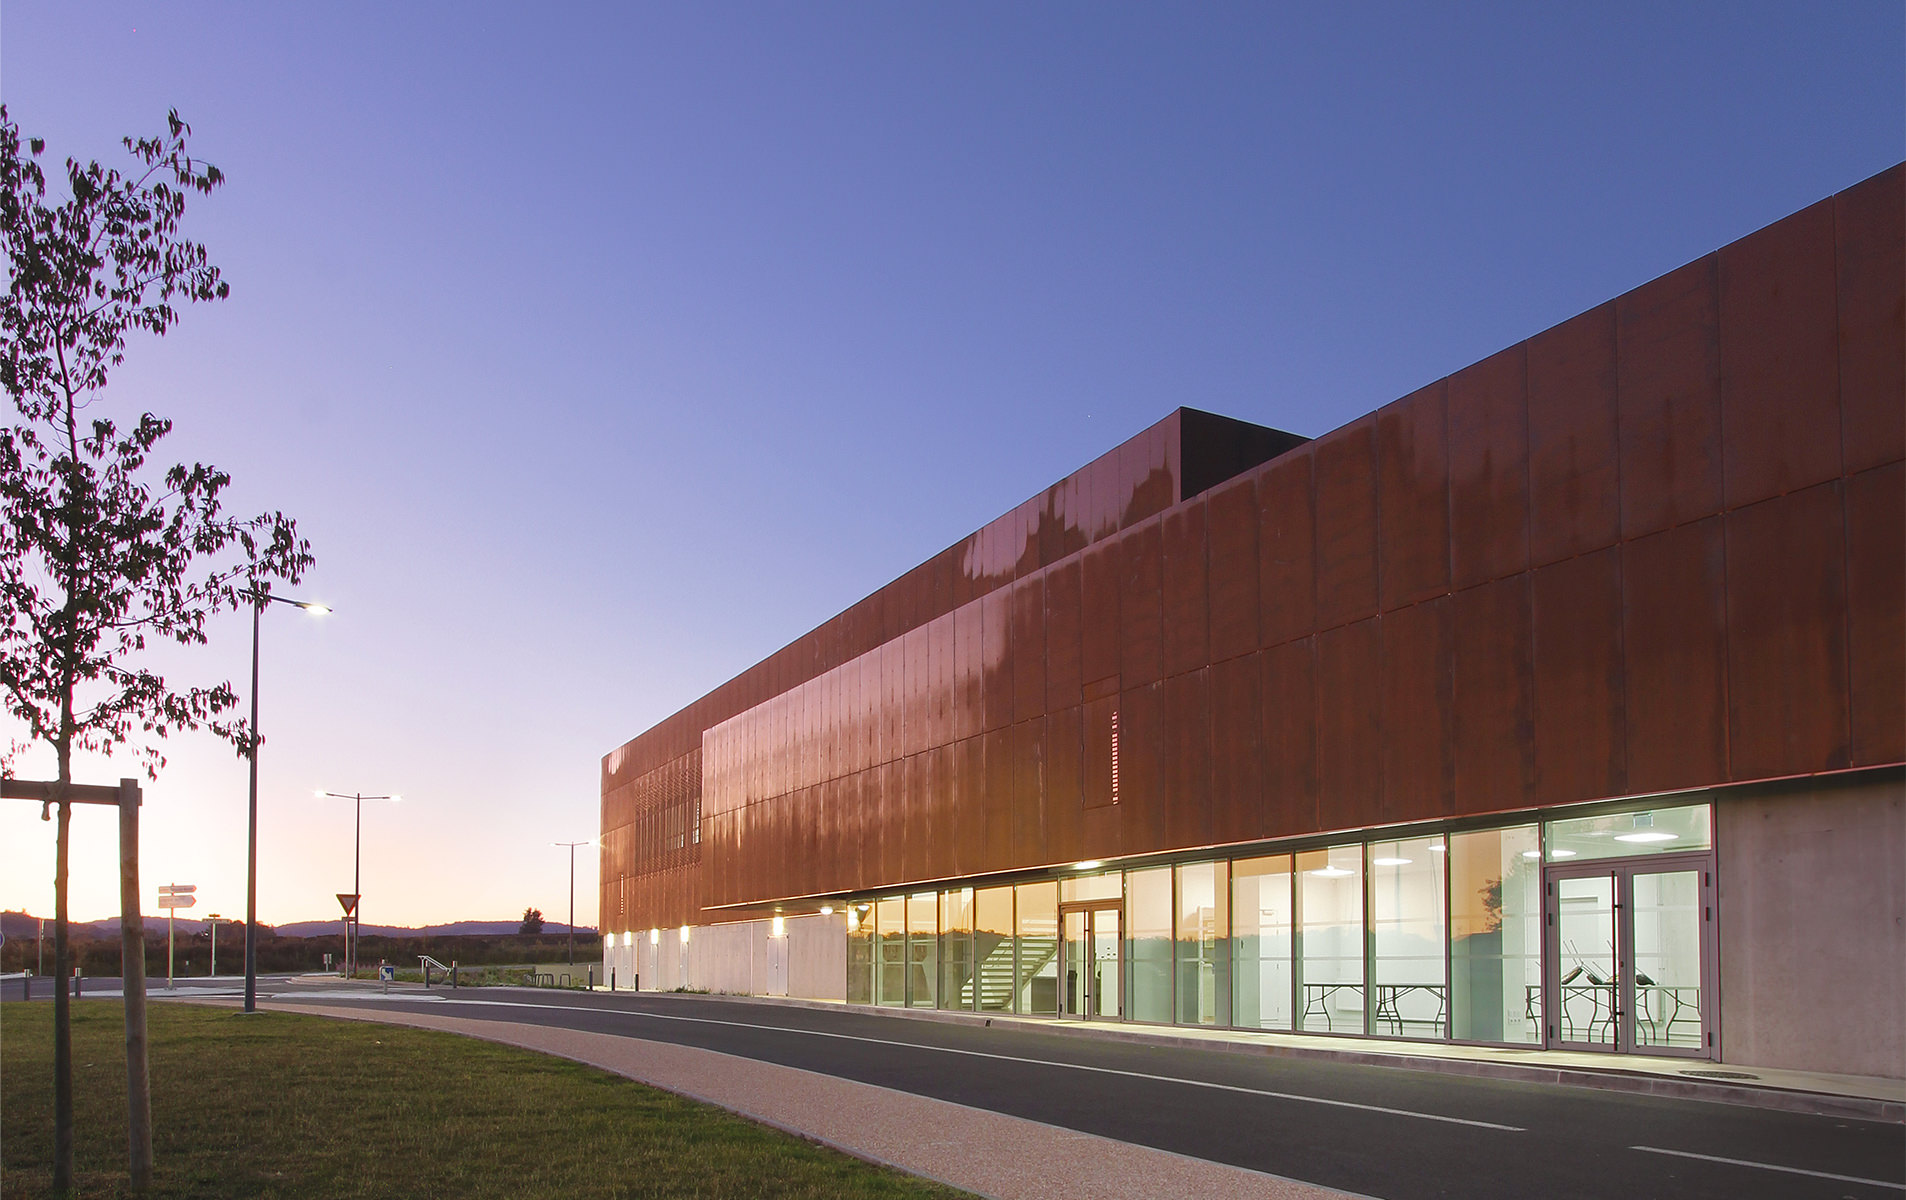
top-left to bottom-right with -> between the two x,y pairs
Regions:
1632,1145 -> 1904,1191
338,994 -> 1524,1131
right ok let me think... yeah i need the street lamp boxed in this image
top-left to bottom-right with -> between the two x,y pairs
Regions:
318,791 -> 400,978
239,587 -> 330,1014
552,840 -> 594,966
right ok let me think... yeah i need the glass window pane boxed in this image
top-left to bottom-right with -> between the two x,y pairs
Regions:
875,896 -> 906,1006
1633,869 -> 1705,1051
1061,871 -> 1122,903
974,886 -> 1015,1012
1015,882 -> 1059,1015
1176,861 -> 1230,1026
1369,836 -> 1446,1038
1232,854 -> 1293,1030
1297,843 -> 1363,1033
846,901 -> 874,1005
939,888 -> 974,1010
907,892 -> 938,1008
1125,868 -> 1173,1023
1449,825 -> 1541,1044
1546,802 -> 1711,861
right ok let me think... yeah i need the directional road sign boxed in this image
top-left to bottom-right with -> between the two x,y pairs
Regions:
157,894 -> 196,909
337,893 -> 359,916
159,883 -> 196,895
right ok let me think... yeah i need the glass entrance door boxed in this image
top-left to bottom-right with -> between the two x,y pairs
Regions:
1061,904 -> 1121,1019
1543,856 -> 1714,1057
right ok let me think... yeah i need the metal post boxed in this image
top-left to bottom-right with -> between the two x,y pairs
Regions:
352,793 -> 362,980
209,917 -> 217,978
167,908 -> 175,991
118,779 -> 152,1191
568,843 -> 576,966
38,916 -> 44,975
244,598 -> 260,1013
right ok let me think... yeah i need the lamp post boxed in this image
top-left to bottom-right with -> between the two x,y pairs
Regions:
239,588 -> 330,1015
318,791 -> 399,979
553,840 -> 593,966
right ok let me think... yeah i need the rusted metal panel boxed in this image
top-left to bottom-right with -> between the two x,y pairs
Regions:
1618,256 -> 1724,541
1119,518 -> 1164,685
1449,344 -> 1530,590
1719,199 -> 1842,508
1011,575 -> 1047,723
1847,463 -> 1906,766
1162,499 -> 1211,676
1206,475 -> 1261,661
1118,681 -> 1168,853
1376,380 -> 1451,610
1257,448 -> 1317,647
1315,618 -> 1381,831
1452,576 -> 1535,814
1082,542 -> 1121,685
1725,482 -> 1851,779
981,726 -> 1014,873
1313,421 -> 1379,629
1528,303 -> 1621,566
1259,637 -> 1318,838
981,587 -> 1013,733
1045,559 -> 1084,713
1379,597 -> 1454,824
1837,164 -> 1906,473
1013,718 -> 1053,869
1164,668 -> 1213,851
1532,547 -> 1626,806
1047,706 -> 1090,860
1622,517 -> 1729,794
1209,651 -> 1264,846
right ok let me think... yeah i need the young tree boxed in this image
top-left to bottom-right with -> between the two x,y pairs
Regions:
520,907 -> 546,935
0,107 -> 314,1194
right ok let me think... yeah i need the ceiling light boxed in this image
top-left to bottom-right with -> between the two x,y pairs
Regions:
1549,849 -> 1578,858
1521,850 -> 1543,859
819,905 -> 835,916
1372,857 -> 1412,867
1427,844 -> 1446,853
1073,860 -> 1102,871
1308,866 -> 1353,878
1613,831 -> 1678,843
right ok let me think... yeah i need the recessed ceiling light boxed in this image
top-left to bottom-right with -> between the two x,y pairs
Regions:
1372,857 -> 1412,866
1427,844 -> 1446,853
1073,860 -> 1102,871
1550,849 -> 1578,858
1308,866 -> 1353,878
1521,850 -> 1543,859
1613,831 -> 1678,843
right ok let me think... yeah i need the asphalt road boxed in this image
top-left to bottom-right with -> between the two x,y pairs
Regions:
229,986 -> 1902,1200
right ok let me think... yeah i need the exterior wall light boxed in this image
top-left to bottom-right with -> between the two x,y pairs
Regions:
679,924 -> 691,944
819,905 -> 834,917
1073,860 -> 1102,871
771,915 -> 786,937
650,928 -> 660,946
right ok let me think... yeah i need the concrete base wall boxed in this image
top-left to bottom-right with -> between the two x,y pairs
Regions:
788,912 -> 847,1000
610,915 -> 845,1000
1718,770 -> 1905,1079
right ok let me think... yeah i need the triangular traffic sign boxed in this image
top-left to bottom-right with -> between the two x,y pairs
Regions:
337,893 -> 359,916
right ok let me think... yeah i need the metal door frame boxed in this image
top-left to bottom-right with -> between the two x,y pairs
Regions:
1060,900 -> 1123,1020
1542,851 -> 1715,1058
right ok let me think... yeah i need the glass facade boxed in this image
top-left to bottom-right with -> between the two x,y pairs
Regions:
1448,825 -> 1540,1044
1125,868 -> 1172,1024
1176,862 -> 1229,1026
840,799 -> 1714,1054
1232,854 -> 1293,1030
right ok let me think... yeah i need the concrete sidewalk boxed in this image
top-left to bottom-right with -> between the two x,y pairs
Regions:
254,1000 -> 1364,1200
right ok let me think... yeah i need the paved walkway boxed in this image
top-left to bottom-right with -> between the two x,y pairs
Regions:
262,1000 -> 1362,1200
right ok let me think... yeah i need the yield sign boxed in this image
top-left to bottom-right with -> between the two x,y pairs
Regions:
337,893 -> 359,916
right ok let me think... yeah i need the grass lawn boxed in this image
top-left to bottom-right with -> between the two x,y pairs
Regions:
0,1001 -> 972,1199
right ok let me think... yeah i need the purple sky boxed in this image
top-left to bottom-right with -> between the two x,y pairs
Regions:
2,3 -> 1899,929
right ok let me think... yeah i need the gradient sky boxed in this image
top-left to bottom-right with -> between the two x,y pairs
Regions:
1,3 -> 1899,929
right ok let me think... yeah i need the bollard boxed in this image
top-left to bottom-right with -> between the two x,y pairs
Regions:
22,973 -> 30,1001
451,961 -> 458,989
588,966 -> 595,989
73,968 -> 82,998
611,968 -> 616,992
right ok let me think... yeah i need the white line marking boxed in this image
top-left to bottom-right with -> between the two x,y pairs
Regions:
316,994 -> 1524,1131
1632,1145 -> 1905,1191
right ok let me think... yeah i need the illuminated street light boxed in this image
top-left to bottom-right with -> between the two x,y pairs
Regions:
318,790 -> 400,978
238,587 -> 330,1014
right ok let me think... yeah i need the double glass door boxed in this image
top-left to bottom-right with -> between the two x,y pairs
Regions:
1543,855 -> 1713,1056
1061,904 -> 1121,1020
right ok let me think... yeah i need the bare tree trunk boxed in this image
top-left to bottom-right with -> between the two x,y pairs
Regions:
52,774 -> 74,1195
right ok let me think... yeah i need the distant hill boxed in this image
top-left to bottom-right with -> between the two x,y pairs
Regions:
0,910 -> 594,941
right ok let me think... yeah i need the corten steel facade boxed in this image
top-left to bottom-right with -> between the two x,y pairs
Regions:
601,166 -> 1904,1077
